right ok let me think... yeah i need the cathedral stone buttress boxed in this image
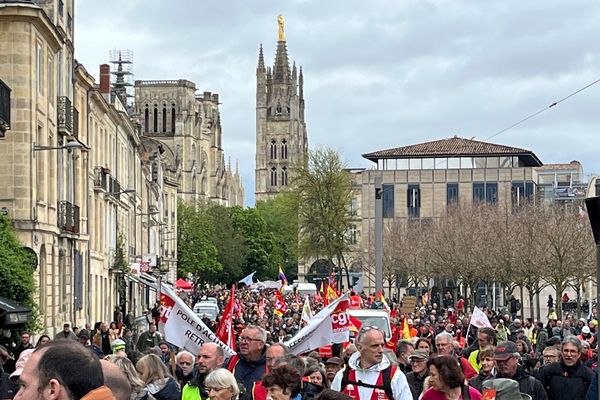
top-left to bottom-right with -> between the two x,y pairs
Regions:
255,15 -> 308,202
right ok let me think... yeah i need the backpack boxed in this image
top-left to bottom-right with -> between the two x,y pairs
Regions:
341,365 -> 395,400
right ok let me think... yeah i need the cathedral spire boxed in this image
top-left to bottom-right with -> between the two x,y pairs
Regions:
273,40 -> 290,82
257,43 -> 265,71
299,66 -> 304,99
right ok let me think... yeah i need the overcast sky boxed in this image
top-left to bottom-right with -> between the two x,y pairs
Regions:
75,0 -> 600,205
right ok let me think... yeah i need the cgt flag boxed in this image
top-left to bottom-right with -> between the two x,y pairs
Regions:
284,295 -> 350,355
159,284 -> 235,358
273,290 -> 288,317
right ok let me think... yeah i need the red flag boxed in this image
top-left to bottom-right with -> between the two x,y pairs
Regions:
273,290 -> 288,317
386,325 -> 400,351
257,298 -> 265,319
349,314 -> 362,334
216,285 -> 236,350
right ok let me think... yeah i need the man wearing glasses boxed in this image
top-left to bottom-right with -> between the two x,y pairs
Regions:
331,326 -> 412,400
226,325 -> 267,393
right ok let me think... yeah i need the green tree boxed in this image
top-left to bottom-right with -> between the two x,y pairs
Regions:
290,147 -> 353,286
230,207 -> 279,281
0,215 -> 39,333
177,200 -> 222,283
206,203 -> 245,283
255,194 -> 299,280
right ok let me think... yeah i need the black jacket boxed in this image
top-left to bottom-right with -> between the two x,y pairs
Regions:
497,365 -> 548,400
405,370 -> 427,400
469,369 -> 495,393
538,361 -> 592,400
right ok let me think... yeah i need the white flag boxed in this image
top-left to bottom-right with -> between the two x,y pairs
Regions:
301,295 -> 313,323
284,295 -> 350,355
469,306 -> 492,329
238,271 -> 256,286
159,284 -> 235,358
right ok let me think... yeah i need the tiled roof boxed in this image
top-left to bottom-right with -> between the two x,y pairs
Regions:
363,136 -> 534,160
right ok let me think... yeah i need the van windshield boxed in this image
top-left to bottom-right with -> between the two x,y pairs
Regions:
353,315 -> 391,339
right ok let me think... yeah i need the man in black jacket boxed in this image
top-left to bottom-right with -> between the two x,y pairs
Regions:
405,350 -> 428,400
490,341 -> 548,400
538,335 -> 593,400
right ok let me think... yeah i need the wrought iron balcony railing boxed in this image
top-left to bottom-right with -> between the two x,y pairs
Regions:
58,200 -> 80,234
57,96 -> 72,135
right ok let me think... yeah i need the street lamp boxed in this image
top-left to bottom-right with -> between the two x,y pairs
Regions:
33,140 -> 90,152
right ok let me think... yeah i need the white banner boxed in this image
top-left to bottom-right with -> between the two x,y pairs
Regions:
159,284 -> 236,358
239,271 -> 256,286
284,295 -> 350,355
301,295 -> 313,323
469,306 -> 493,328
252,280 -> 282,290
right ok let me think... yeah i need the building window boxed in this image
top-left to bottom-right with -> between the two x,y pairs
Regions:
382,184 -> 394,218
281,166 -> 288,186
144,106 -> 149,132
473,182 -> 498,204
512,182 -> 535,207
270,166 -> 277,187
270,139 -> 277,159
348,224 -> 357,244
36,44 -> 43,94
162,106 -> 167,132
171,106 -> 176,132
281,139 -> 288,159
350,197 -> 358,216
153,106 -> 158,132
407,184 -> 420,218
47,56 -> 53,103
473,183 -> 485,202
447,183 -> 459,205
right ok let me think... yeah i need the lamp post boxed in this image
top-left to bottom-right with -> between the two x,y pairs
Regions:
584,197 -> 600,380
33,140 -> 89,152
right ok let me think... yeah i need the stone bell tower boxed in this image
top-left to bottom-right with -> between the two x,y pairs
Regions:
255,15 -> 308,202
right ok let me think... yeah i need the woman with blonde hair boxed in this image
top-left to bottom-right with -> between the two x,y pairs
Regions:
107,355 -> 155,400
204,368 -> 240,400
136,353 -> 180,400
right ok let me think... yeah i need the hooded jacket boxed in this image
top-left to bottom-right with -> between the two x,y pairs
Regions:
497,365 -> 548,400
538,360 -> 593,400
146,377 -> 181,400
331,352 -> 413,400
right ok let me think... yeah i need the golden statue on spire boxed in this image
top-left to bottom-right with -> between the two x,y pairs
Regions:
277,14 -> 286,41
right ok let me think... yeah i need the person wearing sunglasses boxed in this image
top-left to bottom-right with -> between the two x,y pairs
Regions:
226,325 -> 268,393
331,326 -> 412,400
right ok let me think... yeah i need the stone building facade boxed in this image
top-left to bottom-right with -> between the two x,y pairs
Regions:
134,80 -> 244,207
255,25 -> 308,202
0,1 -> 178,334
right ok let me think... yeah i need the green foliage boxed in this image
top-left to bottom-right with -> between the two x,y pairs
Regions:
177,200 -> 222,283
289,147 -> 353,264
0,215 -> 36,307
230,207 -> 279,281
255,194 -> 299,280
206,204 -> 245,282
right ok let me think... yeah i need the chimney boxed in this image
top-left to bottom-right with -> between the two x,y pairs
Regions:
99,64 -> 110,94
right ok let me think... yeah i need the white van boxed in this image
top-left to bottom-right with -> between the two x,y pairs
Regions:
193,301 -> 219,321
348,309 -> 392,340
296,283 -> 317,296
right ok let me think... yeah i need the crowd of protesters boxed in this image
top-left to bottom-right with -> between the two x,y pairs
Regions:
0,285 -> 599,400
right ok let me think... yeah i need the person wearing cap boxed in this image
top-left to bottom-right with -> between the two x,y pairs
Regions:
405,350 -> 428,400
482,378 -> 532,400
578,326 -> 596,347
111,339 -> 127,357
538,335 -> 593,400
324,357 -> 341,383
491,341 -> 547,400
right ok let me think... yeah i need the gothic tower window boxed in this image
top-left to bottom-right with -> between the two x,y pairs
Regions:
144,105 -> 149,132
162,105 -> 167,132
153,105 -> 158,132
281,139 -> 288,159
276,102 -> 282,115
270,166 -> 277,187
171,104 -> 176,133
270,139 -> 277,159
281,166 -> 288,186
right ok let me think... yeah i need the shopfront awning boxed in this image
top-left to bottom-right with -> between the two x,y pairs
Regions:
0,297 -> 31,326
